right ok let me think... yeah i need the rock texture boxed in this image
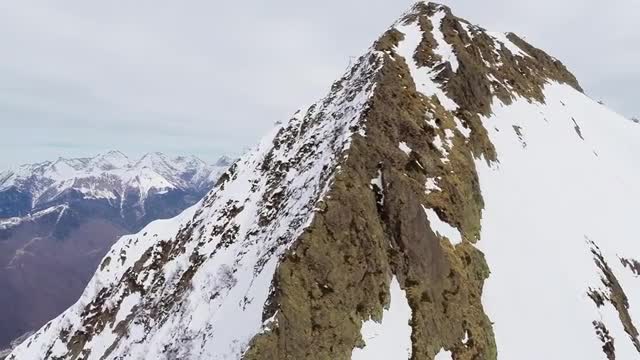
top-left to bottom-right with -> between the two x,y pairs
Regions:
8,2 -> 640,360
244,3 -> 582,359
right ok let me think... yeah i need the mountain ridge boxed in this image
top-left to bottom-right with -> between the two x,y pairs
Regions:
9,2 -> 640,360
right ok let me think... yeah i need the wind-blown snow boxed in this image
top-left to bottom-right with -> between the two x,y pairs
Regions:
476,82 -> 640,359
422,205 -> 462,245
352,277 -> 413,360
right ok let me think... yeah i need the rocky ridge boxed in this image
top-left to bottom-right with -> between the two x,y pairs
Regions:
9,2 -> 640,360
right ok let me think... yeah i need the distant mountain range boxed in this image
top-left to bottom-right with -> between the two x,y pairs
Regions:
0,151 -> 232,230
0,151 -> 231,352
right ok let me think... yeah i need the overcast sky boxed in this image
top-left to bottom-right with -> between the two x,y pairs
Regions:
0,0 -> 637,169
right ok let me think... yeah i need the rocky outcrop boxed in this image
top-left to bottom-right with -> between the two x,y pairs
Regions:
9,2 -> 640,360
587,240 -> 640,357
244,3 -> 584,358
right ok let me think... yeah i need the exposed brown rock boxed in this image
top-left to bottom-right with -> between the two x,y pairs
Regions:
588,240 -> 640,355
621,257 -> 640,276
243,2 -> 595,359
593,320 -> 616,360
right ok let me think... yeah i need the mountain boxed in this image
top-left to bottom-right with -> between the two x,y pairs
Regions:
9,2 -> 640,360
0,152 -> 230,354
0,151 -> 226,228
0,333 -> 32,360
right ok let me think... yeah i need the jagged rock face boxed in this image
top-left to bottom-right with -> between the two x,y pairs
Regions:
9,2 -> 640,360
0,152 -> 229,353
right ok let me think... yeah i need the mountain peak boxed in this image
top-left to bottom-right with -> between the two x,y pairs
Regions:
132,152 -> 174,176
214,155 -> 235,167
136,151 -> 168,163
100,149 -> 129,160
8,3 -> 639,360
377,0 -> 582,119
89,150 -> 131,170
413,1 -> 451,12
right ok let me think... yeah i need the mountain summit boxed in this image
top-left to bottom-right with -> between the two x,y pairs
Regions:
10,3 -> 640,360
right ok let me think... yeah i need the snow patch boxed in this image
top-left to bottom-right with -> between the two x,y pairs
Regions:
430,9 -> 459,72
488,32 -> 530,58
395,20 -> 458,111
0,205 -> 67,230
352,277 -> 412,360
370,169 -> 385,207
398,142 -> 413,155
114,292 -> 141,325
432,135 -> 450,163
462,330 -> 470,345
422,205 -> 462,245
434,348 -> 453,360
454,117 -> 472,138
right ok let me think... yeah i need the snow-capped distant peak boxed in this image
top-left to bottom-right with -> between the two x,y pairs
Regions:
133,152 -> 170,169
0,151 -> 229,215
89,150 -> 131,171
214,155 -> 235,167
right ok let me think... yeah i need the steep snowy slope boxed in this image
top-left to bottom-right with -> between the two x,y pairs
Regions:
476,84 -> 640,359
10,2 -> 639,360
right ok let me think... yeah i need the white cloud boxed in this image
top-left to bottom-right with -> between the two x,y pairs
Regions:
0,0 -> 637,168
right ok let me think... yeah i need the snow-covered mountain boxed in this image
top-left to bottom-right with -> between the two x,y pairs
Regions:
0,151 -> 227,224
9,2 -> 640,360
0,152 -> 230,355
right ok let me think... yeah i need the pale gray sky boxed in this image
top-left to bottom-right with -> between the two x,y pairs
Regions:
0,1 -> 637,168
